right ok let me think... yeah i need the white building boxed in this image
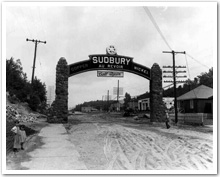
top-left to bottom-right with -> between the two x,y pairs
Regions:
138,98 -> 150,111
137,97 -> 174,111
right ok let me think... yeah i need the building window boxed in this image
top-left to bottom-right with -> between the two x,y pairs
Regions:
190,100 -> 194,109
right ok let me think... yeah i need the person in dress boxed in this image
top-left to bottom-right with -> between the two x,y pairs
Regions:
11,120 -> 21,153
19,124 -> 27,150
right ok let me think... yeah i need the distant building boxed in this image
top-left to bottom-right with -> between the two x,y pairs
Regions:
81,106 -> 98,112
177,85 -> 213,113
128,99 -> 138,110
137,97 -> 174,111
109,100 -> 124,111
47,86 -> 55,106
138,98 -> 150,111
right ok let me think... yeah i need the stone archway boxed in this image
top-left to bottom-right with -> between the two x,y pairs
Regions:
47,57 -> 165,123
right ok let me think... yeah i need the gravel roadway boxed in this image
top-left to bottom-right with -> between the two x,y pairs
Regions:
6,112 -> 214,172
64,112 -> 213,170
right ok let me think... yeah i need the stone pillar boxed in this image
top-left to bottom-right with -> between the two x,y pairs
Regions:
47,57 -> 68,123
150,63 -> 165,122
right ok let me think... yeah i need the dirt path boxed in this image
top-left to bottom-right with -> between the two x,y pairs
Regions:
65,113 -> 213,170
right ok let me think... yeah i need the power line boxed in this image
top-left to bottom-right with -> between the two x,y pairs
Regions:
163,50 -> 185,124
143,7 -> 172,51
163,83 -> 174,89
185,54 -> 197,98
26,38 -> 46,84
185,53 -> 210,69
185,54 -> 191,80
37,56 -> 43,79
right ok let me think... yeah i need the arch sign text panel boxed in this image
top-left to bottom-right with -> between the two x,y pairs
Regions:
68,54 -> 151,80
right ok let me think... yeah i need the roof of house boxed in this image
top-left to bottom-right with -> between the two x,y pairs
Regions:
177,85 -> 213,101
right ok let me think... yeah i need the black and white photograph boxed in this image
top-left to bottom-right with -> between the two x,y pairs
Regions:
2,1 -> 217,175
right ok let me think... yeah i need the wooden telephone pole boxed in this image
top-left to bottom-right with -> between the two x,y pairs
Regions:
26,38 -> 46,84
163,50 -> 185,124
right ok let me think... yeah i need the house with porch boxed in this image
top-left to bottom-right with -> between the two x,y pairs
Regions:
177,85 -> 213,114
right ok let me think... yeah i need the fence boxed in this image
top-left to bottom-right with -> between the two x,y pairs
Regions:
169,113 -> 213,126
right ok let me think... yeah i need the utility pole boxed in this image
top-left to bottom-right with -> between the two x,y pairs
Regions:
107,90 -> 109,112
26,38 -> 46,84
102,95 -> 104,111
163,50 -> 185,124
117,80 -> 119,111
117,80 -> 119,102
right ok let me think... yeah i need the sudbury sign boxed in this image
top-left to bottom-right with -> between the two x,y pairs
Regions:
68,47 -> 151,80
97,71 -> 124,77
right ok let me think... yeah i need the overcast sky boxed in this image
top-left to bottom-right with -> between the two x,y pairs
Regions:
4,2 -> 216,108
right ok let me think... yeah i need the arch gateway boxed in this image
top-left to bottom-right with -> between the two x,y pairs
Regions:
47,47 -> 165,123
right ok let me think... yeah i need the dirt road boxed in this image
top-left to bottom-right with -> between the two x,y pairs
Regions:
6,112 -> 213,171
64,112 -> 213,170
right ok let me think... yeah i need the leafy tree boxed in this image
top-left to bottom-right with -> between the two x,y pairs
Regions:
6,58 -> 30,102
123,92 -> 131,109
163,67 -> 213,97
198,67 -> 213,88
74,104 -> 83,111
28,94 -> 41,111
32,77 -> 47,103
6,57 -> 47,112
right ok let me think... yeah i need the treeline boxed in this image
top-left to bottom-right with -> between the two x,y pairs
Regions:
73,67 -> 213,110
6,57 -> 47,112
163,67 -> 213,97
74,100 -> 115,111
137,67 -> 213,98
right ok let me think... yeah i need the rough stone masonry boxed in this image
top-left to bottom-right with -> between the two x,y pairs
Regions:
47,58 -> 68,123
150,63 -> 165,122
48,58 -> 165,123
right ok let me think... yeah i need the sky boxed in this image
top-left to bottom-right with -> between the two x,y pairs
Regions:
4,2 -> 217,108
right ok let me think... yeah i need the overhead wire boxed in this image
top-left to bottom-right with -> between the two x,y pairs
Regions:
143,6 -> 211,99
163,83 -> 173,89
185,54 -> 197,98
143,6 -> 174,89
27,7 -> 46,82
143,6 -> 172,51
37,56 -> 43,80
185,53 -> 210,69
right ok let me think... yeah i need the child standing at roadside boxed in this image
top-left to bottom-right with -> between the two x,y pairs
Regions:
11,120 -> 21,153
165,110 -> 171,129
19,125 -> 27,150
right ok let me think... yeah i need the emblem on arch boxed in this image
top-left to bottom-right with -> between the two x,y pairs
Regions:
106,45 -> 117,55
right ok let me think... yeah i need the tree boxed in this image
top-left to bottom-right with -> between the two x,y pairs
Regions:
32,77 -> 47,103
6,57 -> 47,112
123,92 -> 131,109
163,67 -> 213,97
6,58 -> 29,101
28,94 -> 41,111
198,67 -> 213,88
